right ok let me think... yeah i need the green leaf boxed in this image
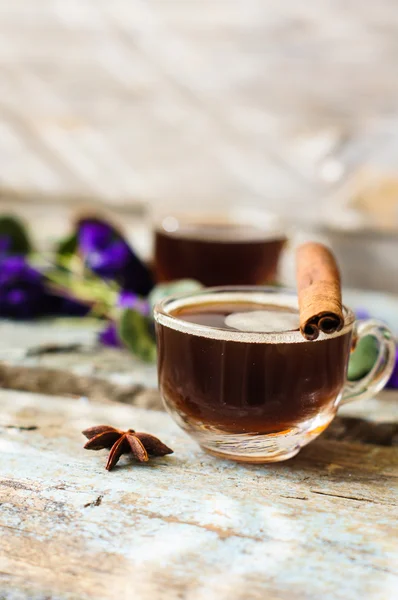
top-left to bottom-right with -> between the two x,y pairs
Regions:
45,266 -> 119,317
56,232 -> 78,263
0,215 -> 32,254
148,279 -> 203,311
348,335 -> 379,381
117,308 -> 157,363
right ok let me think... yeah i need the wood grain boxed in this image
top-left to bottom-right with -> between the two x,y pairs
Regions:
0,389 -> 397,600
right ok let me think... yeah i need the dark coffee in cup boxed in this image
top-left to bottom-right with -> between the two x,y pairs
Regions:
154,216 -> 286,286
155,288 -> 394,462
157,296 -> 352,435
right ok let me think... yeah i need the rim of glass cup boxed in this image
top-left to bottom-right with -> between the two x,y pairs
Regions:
152,207 -> 288,241
154,286 -> 356,344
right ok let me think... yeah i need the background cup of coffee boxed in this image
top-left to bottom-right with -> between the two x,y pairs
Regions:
154,286 -> 395,463
153,208 -> 287,286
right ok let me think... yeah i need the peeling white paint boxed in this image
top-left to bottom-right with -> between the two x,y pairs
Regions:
0,389 -> 396,600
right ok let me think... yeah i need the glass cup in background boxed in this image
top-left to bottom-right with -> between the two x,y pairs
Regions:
153,208 -> 287,286
154,286 -> 395,463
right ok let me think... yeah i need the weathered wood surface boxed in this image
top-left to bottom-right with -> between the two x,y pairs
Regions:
0,319 -> 159,407
0,387 -> 397,600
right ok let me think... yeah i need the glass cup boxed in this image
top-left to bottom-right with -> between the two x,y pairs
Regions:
154,286 -> 396,463
153,208 -> 287,286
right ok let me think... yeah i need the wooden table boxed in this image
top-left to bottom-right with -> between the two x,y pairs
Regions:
0,323 -> 397,600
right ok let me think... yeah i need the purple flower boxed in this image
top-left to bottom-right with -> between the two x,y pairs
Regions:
355,308 -> 370,320
386,348 -> 398,389
0,256 -> 90,319
99,291 -> 151,348
118,290 -> 151,316
53,296 -> 90,317
99,322 -> 121,348
0,256 -> 50,319
77,219 -> 153,296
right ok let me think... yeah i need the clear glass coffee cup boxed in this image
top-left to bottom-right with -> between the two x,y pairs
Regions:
154,286 -> 395,463
152,207 -> 287,286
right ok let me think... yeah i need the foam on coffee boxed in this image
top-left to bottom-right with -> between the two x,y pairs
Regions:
225,310 -> 300,333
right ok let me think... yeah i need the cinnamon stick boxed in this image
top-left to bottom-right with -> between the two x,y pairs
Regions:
296,242 -> 344,341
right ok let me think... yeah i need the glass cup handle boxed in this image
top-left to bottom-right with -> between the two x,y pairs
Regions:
342,319 -> 396,405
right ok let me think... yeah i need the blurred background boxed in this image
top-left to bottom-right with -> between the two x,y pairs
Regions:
1,0 -> 398,290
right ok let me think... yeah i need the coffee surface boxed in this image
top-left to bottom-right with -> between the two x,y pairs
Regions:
174,301 -> 300,332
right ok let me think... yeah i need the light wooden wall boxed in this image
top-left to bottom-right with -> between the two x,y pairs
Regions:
0,1 -> 397,220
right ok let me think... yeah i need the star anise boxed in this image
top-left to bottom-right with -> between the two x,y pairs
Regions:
82,425 -> 173,471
